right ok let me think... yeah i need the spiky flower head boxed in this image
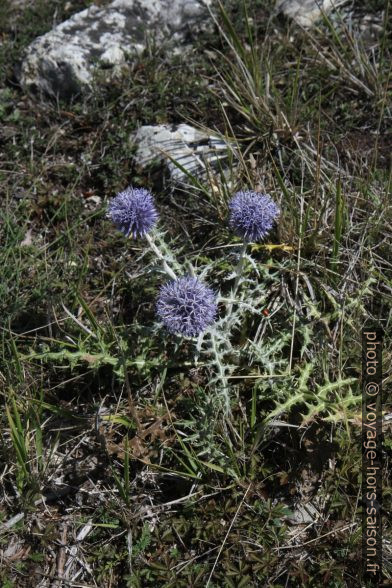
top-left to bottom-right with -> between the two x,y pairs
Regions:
228,190 -> 279,242
156,276 -> 217,337
108,187 -> 158,238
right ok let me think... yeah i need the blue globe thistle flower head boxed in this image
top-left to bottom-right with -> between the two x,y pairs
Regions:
156,276 -> 217,337
108,187 -> 158,238
228,190 -> 280,242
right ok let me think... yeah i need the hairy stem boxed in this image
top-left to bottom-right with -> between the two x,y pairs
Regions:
145,232 -> 177,280
225,241 -> 248,321
209,332 -> 230,415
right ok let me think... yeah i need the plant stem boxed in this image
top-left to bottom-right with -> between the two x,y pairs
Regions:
210,332 -> 230,415
225,241 -> 247,319
145,232 -> 177,280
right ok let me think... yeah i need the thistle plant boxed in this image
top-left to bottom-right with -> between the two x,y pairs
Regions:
108,187 -> 158,238
206,191 -> 280,411
156,276 -> 217,337
228,190 -> 280,242
225,191 -> 280,321
108,186 -> 280,416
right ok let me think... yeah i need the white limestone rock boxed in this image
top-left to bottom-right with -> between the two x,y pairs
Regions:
6,0 -> 32,8
286,502 -> 319,525
19,0 -> 212,100
276,0 -> 338,27
131,123 -> 233,185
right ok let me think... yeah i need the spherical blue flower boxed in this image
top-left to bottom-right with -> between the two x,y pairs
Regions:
108,187 -> 158,238
156,276 -> 217,337
228,191 -> 280,242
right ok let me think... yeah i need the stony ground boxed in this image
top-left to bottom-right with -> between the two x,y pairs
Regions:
0,0 -> 391,586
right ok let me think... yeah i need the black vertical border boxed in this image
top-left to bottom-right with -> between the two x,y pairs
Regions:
362,328 -> 383,584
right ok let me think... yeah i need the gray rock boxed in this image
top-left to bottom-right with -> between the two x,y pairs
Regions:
286,501 -> 319,524
7,0 -> 30,8
131,123 -> 233,185
276,0 -> 339,27
19,0 -> 212,100
336,6 -> 385,44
